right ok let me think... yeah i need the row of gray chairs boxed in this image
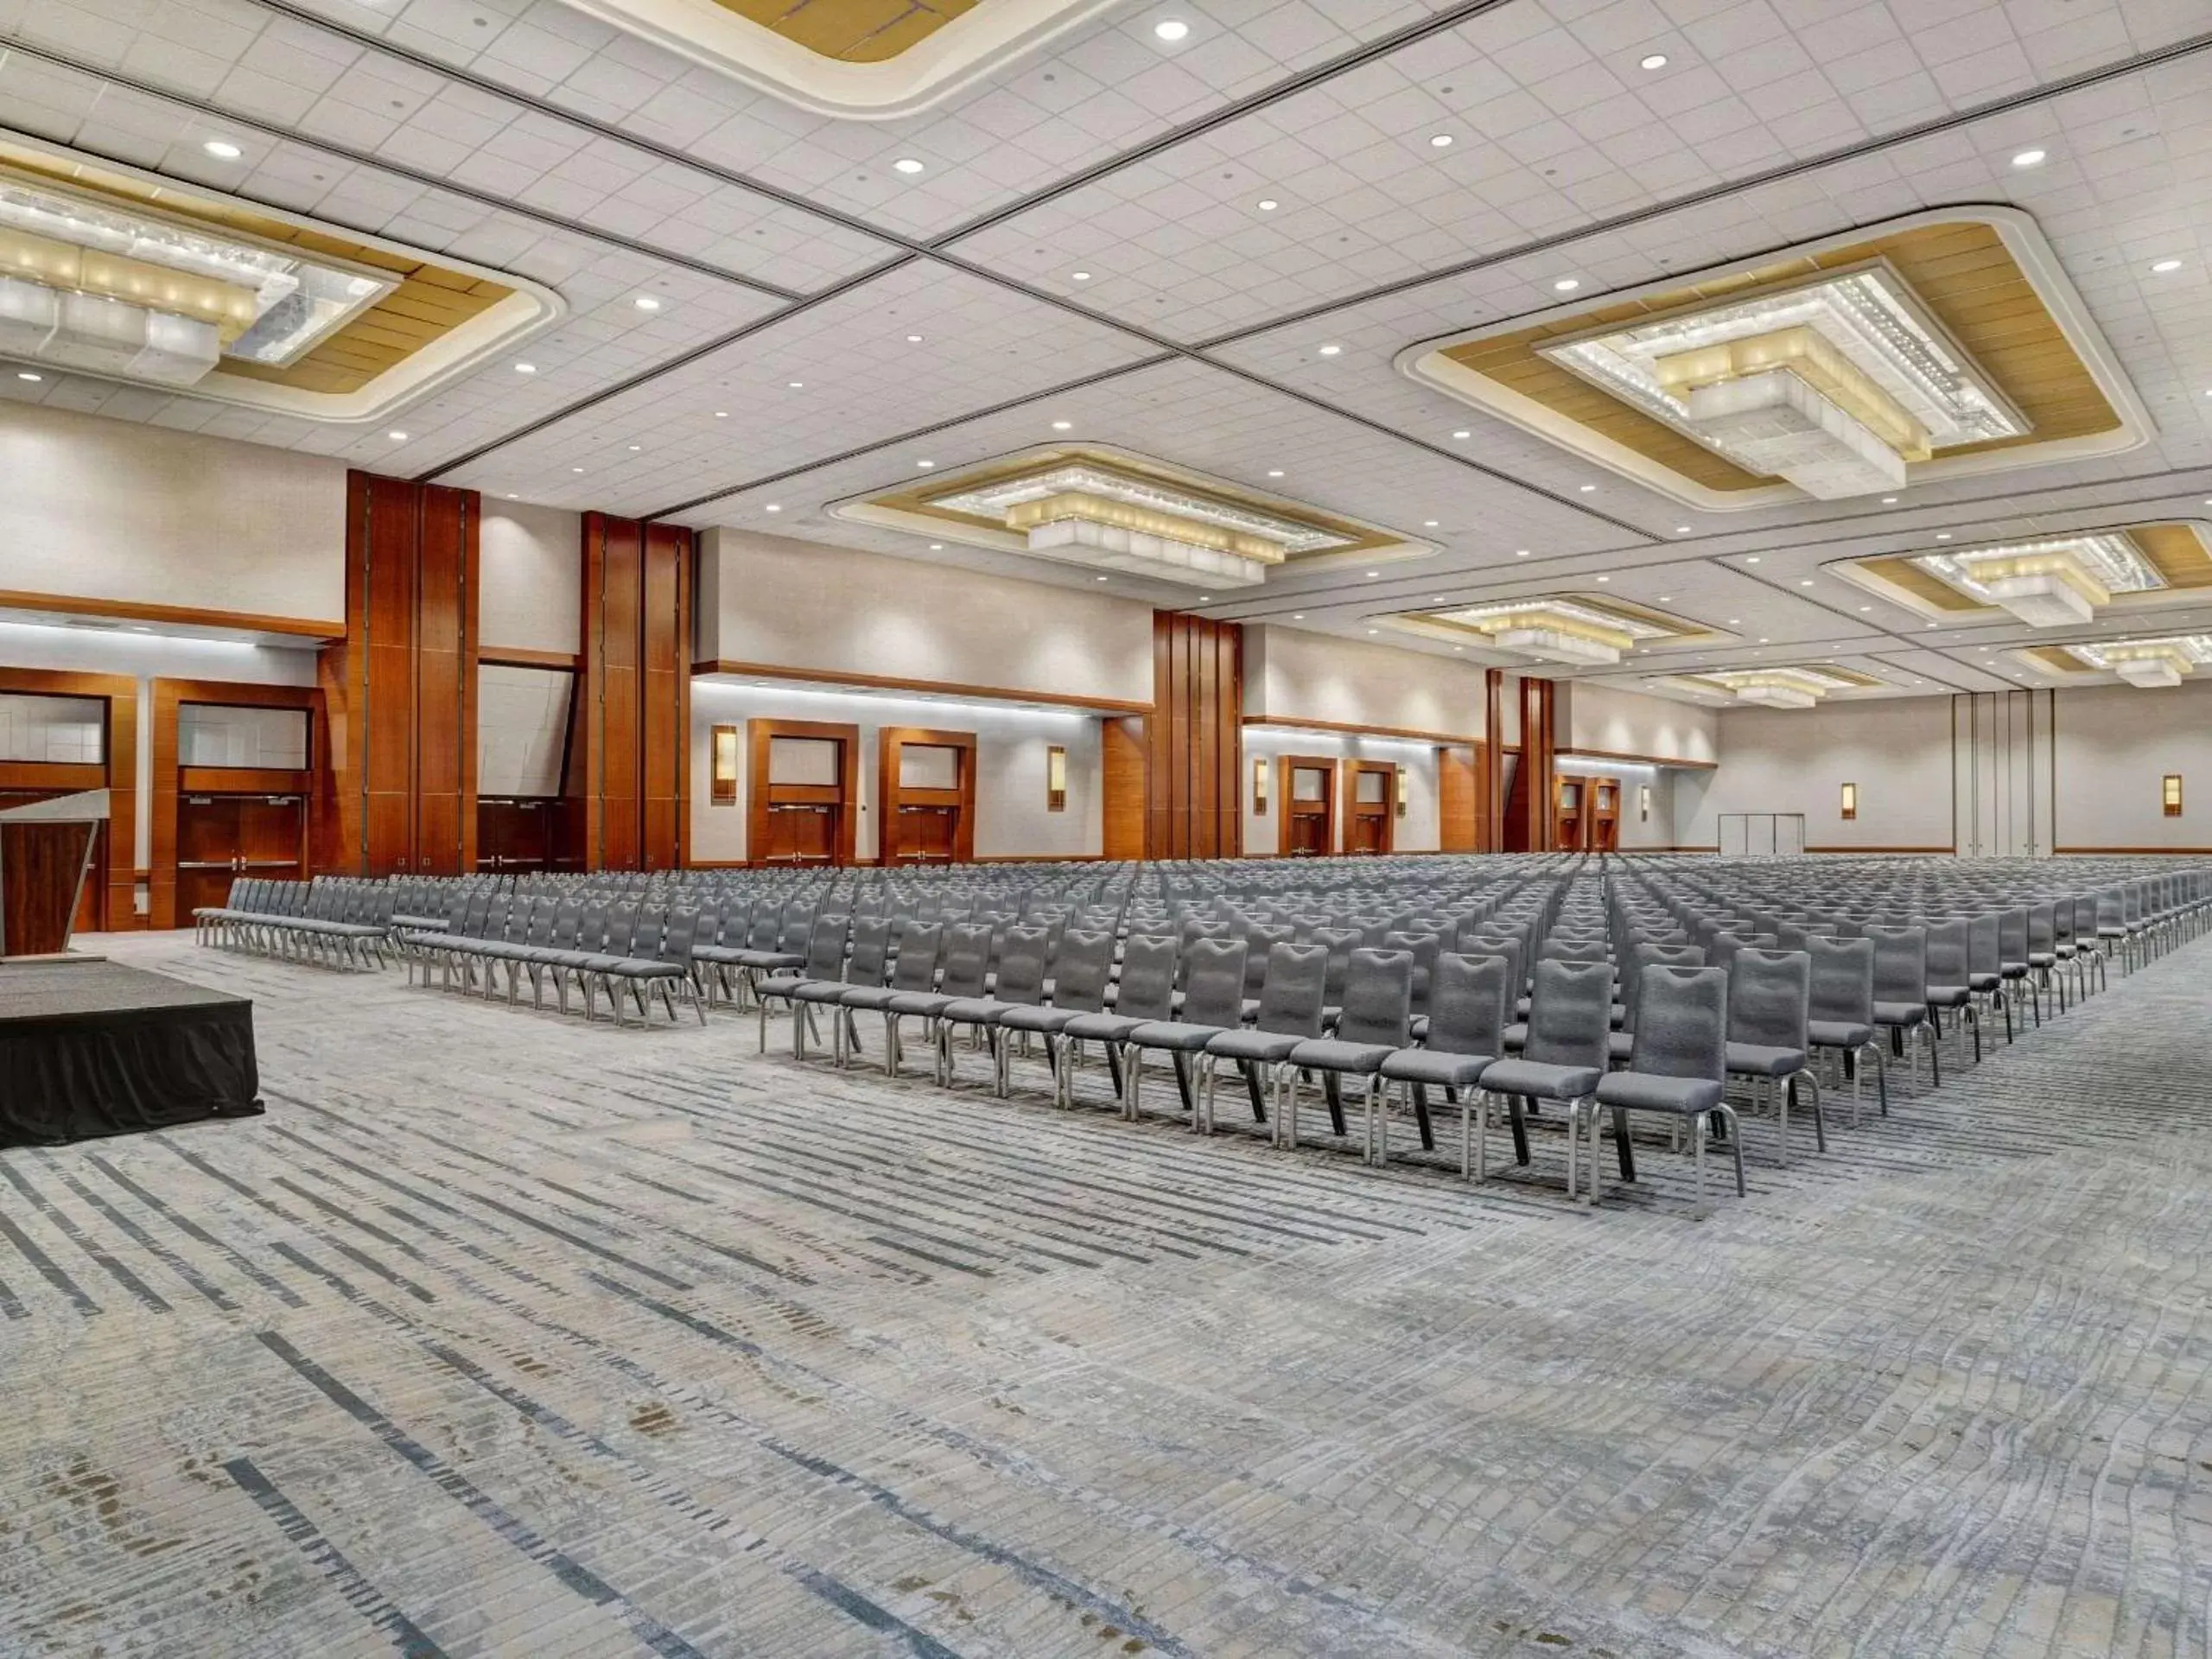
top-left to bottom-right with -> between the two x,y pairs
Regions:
194,877 -> 394,969
398,891 -> 702,1025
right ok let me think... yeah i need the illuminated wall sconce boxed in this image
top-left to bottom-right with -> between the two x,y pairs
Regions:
1395,767 -> 1409,817
1639,785 -> 1651,823
1046,744 -> 1068,812
1840,781 -> 1859,821
710,724 -> 740,806
2164,773 -> 2183,817
1252,754 -> 1269,815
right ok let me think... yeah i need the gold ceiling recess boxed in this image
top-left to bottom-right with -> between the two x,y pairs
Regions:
0,137 -> 560,420
1837,522 -> 2212,627
2014,632 -> 2212,690
829,445 -> 1438,590
1380,594 -> 1717,668
547,0 -> 1119,117
1397,208 -> 2151,511
1657,663 -> 1887,709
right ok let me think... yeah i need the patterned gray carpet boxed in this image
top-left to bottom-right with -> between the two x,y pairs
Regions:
3,931 -> 2210,1657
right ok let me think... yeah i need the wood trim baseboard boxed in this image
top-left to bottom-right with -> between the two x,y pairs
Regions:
0,588 -> 341,639
1804,844 -> 1957,853
696,658 -> 1154,716
1557,745 -> 1718,771
2053,845 -> 2212,855
480,645 -> 582,671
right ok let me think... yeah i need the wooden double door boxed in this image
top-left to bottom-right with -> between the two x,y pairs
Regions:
760,801 -> 838,866
175,792 -> 307,917
892,804 -> 958,865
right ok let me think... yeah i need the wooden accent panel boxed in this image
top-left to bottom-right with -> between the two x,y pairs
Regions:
1,820 -> 99,957
481,646 -> 582,671
0,588 -> 340,639
747,719 -> 858,868
1439,744 -> 1478,853
0,762 -> 105,792
695,658 -> 1151,715
0,669 -> 137,931
179,767 -> 311,795
149,678 -> 323,929
577,514 -> 692,871
1504,677 -> 1557,853
321,472 -> 479,878
1102,715 -> 1147,861
1481,670 -> 1505,854
878,727 -> 977,866
1147,613 -> 1242,859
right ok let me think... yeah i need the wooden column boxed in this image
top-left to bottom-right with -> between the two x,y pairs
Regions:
1102,715 -> 1148,861
1480,668 -> 1505,853
1438,744 -> 1478,853
1503,676 -> 1558,853
1147,613 -> 1242,859
576,513 -> 692,871
320,471 -> 479,876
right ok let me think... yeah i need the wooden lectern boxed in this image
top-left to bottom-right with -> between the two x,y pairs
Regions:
0,789 -> 110,960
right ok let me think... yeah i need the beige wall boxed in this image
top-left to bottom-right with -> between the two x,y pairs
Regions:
1563,681 -> 1717,765
480,501 -> 581,655
1681,696 -> 1955,851
1243,625 -> 1490,738
698,529 -> 1154,707
1242,728 -> 1441,855
0,401 -> 345,623
2053,680 -> 2212,850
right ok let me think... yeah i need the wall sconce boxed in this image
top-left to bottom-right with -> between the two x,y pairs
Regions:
1840,781 -> 1859,822
1639,784 -> 1651,823
1395,767 -> 1408,817
711,724 -> 739,806
1046,744 -> 1067,812
2164,773 -> 2183,817
1251,754 -> 1268,815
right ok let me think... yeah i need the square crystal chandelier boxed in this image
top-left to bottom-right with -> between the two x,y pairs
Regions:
1910,534 -> 2164,628
2068,634 -> 2212,689
931,464 -> 1351,588
1539,261 -> 2026,501
1671,665 -> 1866,708
1427,599 -> 1668,667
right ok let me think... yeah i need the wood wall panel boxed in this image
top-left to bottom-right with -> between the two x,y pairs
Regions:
1504,676 -> 1557,854
1102,715 -> 1147,861
575,513 -> 692,871
0,669 -> 137,931
321,471 -> 479,877
1482,670 -> 1505,853
1439,743 -> 1478,853
1147,613 -> 1242,859
149,677 -> 324,928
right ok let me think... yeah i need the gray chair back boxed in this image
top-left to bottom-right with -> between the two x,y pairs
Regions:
844,917 -> 892,986
1999,906 -> 2029,968
799,914 -> 848,980
1729,949 -> 1811,1050
993,926 -> 1052,1007
1179,938 -> 1249,1029
1114,936 -> 1179,1022
659,908 -> 698,964
1335,949 -> 1414,1047
1631,966 -> 1729,1081
1866,925 -> 1928,1004
1311,926 -> 1363,1003
936,924 -> 995,1000
1049,930 -> 1115,1014
1240,925 -> 1294,996
1250,943 -> 1328,1036
888,922 -> 944,992
1924,918 -> 1969,988
1382,931 -> 1440,1015
1626,942 -> 1704,1028
1425,953 -> 1509,1057
1806,937 -> 1875,1024
1523,959 -> 1614,1071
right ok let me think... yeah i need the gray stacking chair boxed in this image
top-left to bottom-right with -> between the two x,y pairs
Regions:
938,925 -> 1051,1095
1477,958 -> 1617,1202
1998,906 -> 2038,1030
1200,943 -> 1327,1138
1611,942 -> 1703,1063
840,922 -> 943,1077
1806,936 -> 1885,1124
1725,949 -> 1823,1165
1922,918 -> 1980,1064
1964,912 -> 2005,1053
757,914 -> 849,1054
789,915 -> 888,1065
1236,924 -> 1294,1020
1127,938 -> 1249,1125
1285,949 -> 1415,1163
884,922 -> 992,1085
1380,952 -> 1510,1178
1594,964 -> 1739,1212
996,930 -> 1116,1108
1059,935 -> 1178,1112
1866,924 -> 1938,1085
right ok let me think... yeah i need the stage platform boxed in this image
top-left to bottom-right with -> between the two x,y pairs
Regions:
0,958 -> 262,1149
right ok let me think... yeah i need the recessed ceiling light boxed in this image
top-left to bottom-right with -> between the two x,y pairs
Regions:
1367,628 -> 1379,634
633,295 -> 663,310
2011,148 -> 2046,168
906,334 -> 924,343
1515,549 -> 1529,557
1799,578 -> 1815,587
571,466 -> 585,474
387,430 -> 407,441
1423,519 -> 1439,527
1578,483 -> 1596,493
1657,595 -> 1673,602
1743,555 -> 1760,563
1640,53 -> 1669,70
1257,199 -> 1279,211
928,543 -> 943,550
763,503 -> 780,512
1552,277 -> 1581,292
916,460 -> 934,469
1675,525 -> 1692,534
1318,344 -> 1342,356
1881,495 -> 1898,504
1596,575 -> 1611,582
1727,618 -> 1740,625
1154,18 -> 1189,41
1365,570 -> 1379,578
1859,605 -> 1872,612
1198,595 -> 1211,602
2151,258 -> 2183,273
1292,613 -> 1305,620
1936,532 -> 1951,541
1758,637 -> 1770,644
714,410 -> 728,418
1452,429 -> 1471,439
514,361 -> 536,373
16,371 -> 41,382
1051,420 -> 1071,431
893,157 -> 925,175
1096,575 -> 1110,582
787,380 -> 804,389
1428,134 -> 1454,149
505,493 -> 518,499
1071,270 -> 1092,282
627,443 -> 641,451
202,139 -> 242,159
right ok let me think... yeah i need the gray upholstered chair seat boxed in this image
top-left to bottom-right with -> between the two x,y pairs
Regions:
1593,1071 -> 1724,1115
1060,1011 -> 1146,1043
1969,971 -> 2000,992
1808,1019 -> 1874,1049
1607,1029 -> 1635,1062
1286,1037 -> 1392,1074
995,1005 -> 1083,1035
787,979 -> 852,1004
1126,1020 -> 1227,1052
1873,1000 -> 1928,1026
884,990 -> 956,1018
1205,1028 -> 1306,1065
1377,1048 -> 1491,1089
1926,983 -> 1970,1007
730,950 -> 804,971
836,985 -> 905,1011
1726,1041 -> 1808,1077
1501,1021 -> 1528,1051
938,996 -> 1011,1025
1478,1058 -> 1601,1100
